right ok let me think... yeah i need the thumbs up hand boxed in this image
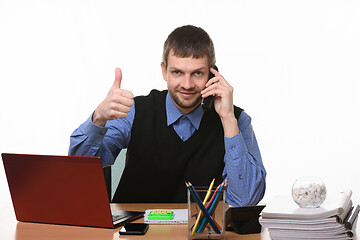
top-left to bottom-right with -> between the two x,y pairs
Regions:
92,68 -> 134,126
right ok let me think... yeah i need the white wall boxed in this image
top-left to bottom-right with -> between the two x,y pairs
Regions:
1,0 -> 360,208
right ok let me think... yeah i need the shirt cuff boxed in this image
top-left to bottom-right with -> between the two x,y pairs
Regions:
80,114 -> 108,139
224,133 -> 248,161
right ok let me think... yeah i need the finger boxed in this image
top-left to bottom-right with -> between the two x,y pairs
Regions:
120,89 -> 135,99
109,110 -> 129,120
113,67 -> 122,89
206,76 -> 230,88
201,84 -> 226,98
210,67 -> 220,76
110,103 -> 132,114
113,95 -> 134,108
206,77 -> 229,88
202,89 -> 222,98
112,88 -> 135,100
206,67 -> 219,83
206,76 -> 221,87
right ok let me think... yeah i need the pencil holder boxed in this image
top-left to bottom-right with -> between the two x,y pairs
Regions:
187,186 -> 226,240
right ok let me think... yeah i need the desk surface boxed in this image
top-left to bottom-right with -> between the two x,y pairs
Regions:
0,203 -> 270,240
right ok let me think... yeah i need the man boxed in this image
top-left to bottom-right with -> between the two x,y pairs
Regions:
69,25 -> 266,206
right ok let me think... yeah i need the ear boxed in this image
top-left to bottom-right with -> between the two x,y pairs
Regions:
161,62 -> 167,82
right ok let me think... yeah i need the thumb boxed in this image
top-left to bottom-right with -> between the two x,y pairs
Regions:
113,67 -> 122,88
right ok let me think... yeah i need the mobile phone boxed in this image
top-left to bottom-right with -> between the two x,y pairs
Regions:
201,65 -> 218,111
119,223 -> 149,235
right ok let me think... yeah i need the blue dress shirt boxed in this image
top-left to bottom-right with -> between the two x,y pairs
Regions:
69,93 -> 266,206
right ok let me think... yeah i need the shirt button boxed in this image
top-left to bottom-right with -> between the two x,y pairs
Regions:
239,175 -> 243,179
231,146 -> 235,150
181,136 -> 184,140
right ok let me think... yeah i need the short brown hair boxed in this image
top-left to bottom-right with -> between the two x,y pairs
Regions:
162,25 -> 216,69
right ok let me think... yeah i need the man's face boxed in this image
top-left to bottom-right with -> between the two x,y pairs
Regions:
161,52 -> 209,115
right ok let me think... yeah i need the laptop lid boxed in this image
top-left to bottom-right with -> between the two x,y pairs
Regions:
1,153 -> 137,228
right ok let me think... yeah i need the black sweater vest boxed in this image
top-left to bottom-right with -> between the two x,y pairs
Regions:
112,90 -> 242,203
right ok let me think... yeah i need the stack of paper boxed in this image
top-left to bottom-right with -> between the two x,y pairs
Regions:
259,190 -> 359,239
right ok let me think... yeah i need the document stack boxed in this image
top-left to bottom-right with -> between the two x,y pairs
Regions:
259,190 -> 359,240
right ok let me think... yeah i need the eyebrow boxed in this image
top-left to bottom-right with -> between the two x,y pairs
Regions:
168,67 -> 207,72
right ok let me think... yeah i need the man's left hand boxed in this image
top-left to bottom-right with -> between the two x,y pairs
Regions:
201,68 -> 239,137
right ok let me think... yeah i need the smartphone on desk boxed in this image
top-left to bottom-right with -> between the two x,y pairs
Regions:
119,223 -> 149,235
202,65 -> 218,111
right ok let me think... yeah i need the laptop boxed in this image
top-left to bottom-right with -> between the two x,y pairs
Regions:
1,153 -> 144,228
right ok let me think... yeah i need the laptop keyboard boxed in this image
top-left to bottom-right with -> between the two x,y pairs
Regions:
111,210 -> 132,225
110,209 -> 144,226
112,214 -> 127,223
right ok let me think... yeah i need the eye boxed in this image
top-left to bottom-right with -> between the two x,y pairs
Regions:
193,71 -> 206,79
172,70 -> 181,75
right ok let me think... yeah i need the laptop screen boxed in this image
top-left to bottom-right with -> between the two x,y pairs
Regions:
2,153 -> 116,228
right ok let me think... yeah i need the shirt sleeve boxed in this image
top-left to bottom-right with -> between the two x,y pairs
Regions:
222,111 -> 266,207
68,104 -> 135,167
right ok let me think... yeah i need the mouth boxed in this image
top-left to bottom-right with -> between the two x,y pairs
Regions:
179,91 -> 197,98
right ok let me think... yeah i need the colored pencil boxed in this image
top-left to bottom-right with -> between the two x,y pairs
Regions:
197,178 -> 227,233
193,181 -> 222,232
186,181 -> 221,234
191,178 -> 215,236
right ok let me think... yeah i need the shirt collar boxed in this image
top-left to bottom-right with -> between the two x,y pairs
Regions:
166,92 -> 204,130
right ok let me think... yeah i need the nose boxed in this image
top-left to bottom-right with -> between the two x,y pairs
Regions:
181,74 -> 195,89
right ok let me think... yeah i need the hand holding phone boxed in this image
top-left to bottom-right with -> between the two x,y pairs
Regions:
201,65 -> 238,138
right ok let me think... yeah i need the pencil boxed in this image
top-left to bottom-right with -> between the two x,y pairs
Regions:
197,179 -> 227,233
191,178 -> 215,236
197,182 -> 224,232
186,181 -> 221,234
194,181 -> 222,232
208,178 -> 227,215
208,179 -> 228,231
203,178 -> 215,205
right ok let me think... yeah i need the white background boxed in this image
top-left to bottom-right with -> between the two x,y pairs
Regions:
1,0 -> 360,208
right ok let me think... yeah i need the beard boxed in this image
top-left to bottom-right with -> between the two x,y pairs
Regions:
168,89 -> 203,110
